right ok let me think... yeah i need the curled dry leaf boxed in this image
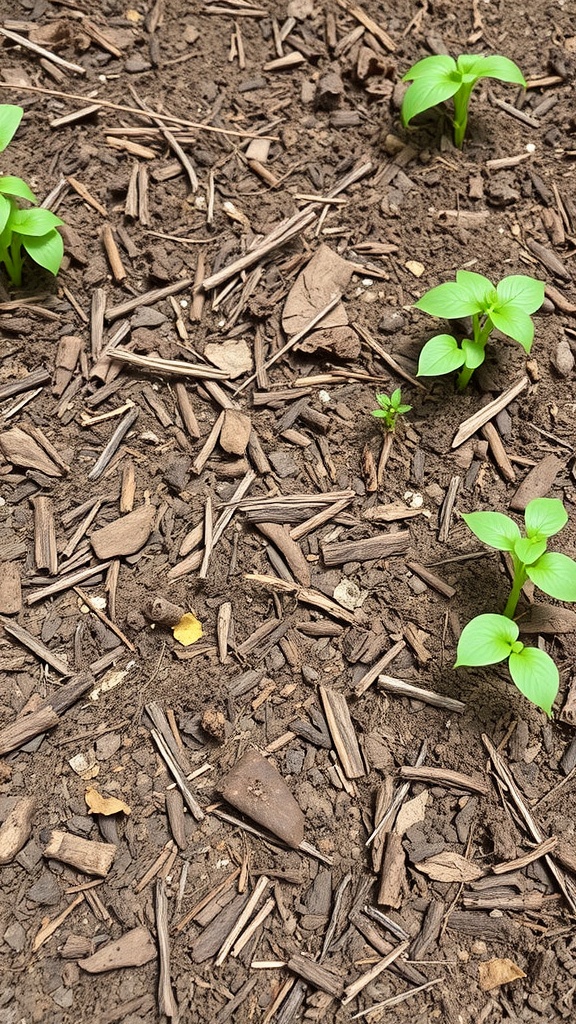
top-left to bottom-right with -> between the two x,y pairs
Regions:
478,957 -> 526,991
172,612 -> 203,646
415,850 -> 484,882
85,786 -> 131,817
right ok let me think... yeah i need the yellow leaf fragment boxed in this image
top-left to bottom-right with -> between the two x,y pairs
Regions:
85,787 -> 131,817
478,958 -> 526,991
172,612 -> 203,647
125,9 -> 142,22
405,260 -> 425,278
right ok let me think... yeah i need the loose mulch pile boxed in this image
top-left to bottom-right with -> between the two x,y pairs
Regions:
1,0 -> 576,1021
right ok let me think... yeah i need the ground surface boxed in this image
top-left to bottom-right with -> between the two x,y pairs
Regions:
0,0 -> 576,1022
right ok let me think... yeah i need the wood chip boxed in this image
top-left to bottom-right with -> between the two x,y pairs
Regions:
319,685 -> 366,779
321,531 -> 409,566
79,927 -> 156,972
43,830 -> 116,877
90,504 -> 156,559
219,748 -> 305,848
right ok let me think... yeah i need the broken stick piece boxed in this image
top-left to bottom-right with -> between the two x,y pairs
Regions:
43,830 -> 116,876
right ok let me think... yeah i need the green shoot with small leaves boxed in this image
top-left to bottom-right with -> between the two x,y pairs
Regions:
0,104 -> 65,286
371,388 -> 412,432
415,270 -> 544,389
455,498 -> 576,716
401,53 -> 526,148
455,614 -> 559,717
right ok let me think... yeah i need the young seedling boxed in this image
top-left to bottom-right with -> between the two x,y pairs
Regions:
371,388 -> 411,432
0,103 -> 64,286
455,614 -> 559,717
415,270 -> 544,389
401,53 -> 526,148
455,498 -> 576,716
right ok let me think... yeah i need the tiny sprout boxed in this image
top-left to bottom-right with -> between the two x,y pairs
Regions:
0,104 -> 65,286
415,270 -> 544,389
371,388 -> 411,432
401,53 -> 526,148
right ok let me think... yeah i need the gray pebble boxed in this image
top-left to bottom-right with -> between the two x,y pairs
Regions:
551,339 -> 574,377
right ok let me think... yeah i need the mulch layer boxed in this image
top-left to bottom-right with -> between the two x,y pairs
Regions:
1,0 -> 576,1022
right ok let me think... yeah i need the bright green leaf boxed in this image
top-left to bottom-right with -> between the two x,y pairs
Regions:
460,54 -> 526,87
0,176 -> 37,203
22,228 -> 64,276
496,275 -> 545,315
371,409 -> 388,419
0,193 -> 11,235
508,646 -> 558,717
461,510 -> 521,551
397,404 -> 412,414
489,305 -> 534,352
0,105 -> 23,153
417,334 -> 465,377
401,74 -> 461,126
527,552 -> 576,602
415,280 -> 484,318
461,337 -> 486,370
455,270 -> 494,308
455,613 -> 518,667
390,388 -> 402,407
513,536 -> 547,566
402,55 -> 457,81
11,207 -> 64,237
524,497 -> 567,540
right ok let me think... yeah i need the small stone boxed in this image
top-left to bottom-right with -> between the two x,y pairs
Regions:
219,748 -> 305,848
551,339 -> 575,376
378,309 -> 405,333
3,921 -> 26,951
314,69 -> 344,111
200,707 -> 226,742
268,450 -> 298,478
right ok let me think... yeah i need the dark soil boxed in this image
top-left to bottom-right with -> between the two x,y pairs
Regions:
1,0 -> 576,1022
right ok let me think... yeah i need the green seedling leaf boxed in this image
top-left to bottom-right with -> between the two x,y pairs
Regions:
0,105 -> 23,153
0,193 -> 11,235
455,613 -> 518,667
417,334 -> 465,377
524,497 -> 567,539
458,54 -> 526,86
496,275 -> 545,315
22,228 -> 64,276
414,278 -> 485,319
462,510 -> 521,551
0,176 -> 37,203
461,337 -> 485,370
513,536 -> 547,566
489,305 -> 534,353
527,552 -> 576,602
11,207 -> 63,236
508,646 -> 558,717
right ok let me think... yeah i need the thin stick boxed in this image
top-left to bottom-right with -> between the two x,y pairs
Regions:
0,26 -> 85,74
452,377 -> 528,448
215,876 -> 269,966
155,879 -> 178,1019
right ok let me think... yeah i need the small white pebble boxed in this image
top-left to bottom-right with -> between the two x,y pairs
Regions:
361,278 -> 374,286
318,390 -> 331,404
525,143 -> 536,153
180,299 -> 188,309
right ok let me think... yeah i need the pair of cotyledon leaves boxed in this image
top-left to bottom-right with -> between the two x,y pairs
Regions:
402,53 -> 526,128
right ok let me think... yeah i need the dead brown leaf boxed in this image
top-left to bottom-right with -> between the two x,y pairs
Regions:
478,958 -> 526,991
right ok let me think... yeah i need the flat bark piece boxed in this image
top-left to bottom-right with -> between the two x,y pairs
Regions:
204,339 -> 253,379
0,426 -> 63,476
90,504 -> 155,559
0,562 -> 22,615
377,830 -> 406,908
0,796 -> 37,865
321,530 -> 409,567
43,830 -> 116,877
282,244 -> 354,337
190,893 -> 250,964
79,927 -> 156,973
518,603 -> 576,635
509,455 -> 563,511
297,325 -> 361,359
415,851 -> 484,883
560,678 -> 576,727
319,685 -> 365,779
219,747 -> 305,848
255,522 -> 311,586
220,408 -> 252,455
287,952 -> 344,998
